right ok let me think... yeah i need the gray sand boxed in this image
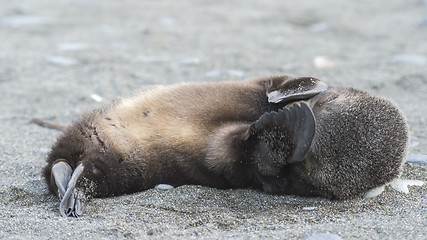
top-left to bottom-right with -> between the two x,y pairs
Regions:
0,0 -> 426,239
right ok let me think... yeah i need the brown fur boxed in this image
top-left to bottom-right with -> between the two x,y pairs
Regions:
43,75 -> 408,205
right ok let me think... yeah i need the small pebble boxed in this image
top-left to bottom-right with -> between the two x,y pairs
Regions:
410,140 -> 419,148
46,56 -> 78,66
90,94 -> 104,103
7,7 -> 26,15
306,233 -> 342,240
111,42 -> 128,49
302,206 -> 317,211
281,63 -> 295,71
313,56 -> 334,69
205,70 -> 221,78
57,42 -> 88,51
39,148 -> 50,154
159,17 -> 175,26
173,57 -> 202,66
274,37 -> 285,44
133,56 -> 170,63
97,24 -> 114,33
154,184 -> 174,190
2,15 -> 49,27
406,154 -> 427,164
390,55 -> 426,65
308,22 -> 329,32
227,70 -> 245,77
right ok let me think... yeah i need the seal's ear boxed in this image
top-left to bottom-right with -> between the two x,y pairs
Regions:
267,77 -> 328,103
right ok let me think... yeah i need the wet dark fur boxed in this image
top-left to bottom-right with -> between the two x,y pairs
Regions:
43,76 -> 408,203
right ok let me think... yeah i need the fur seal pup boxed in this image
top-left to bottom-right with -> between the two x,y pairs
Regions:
42,75 -> 408,217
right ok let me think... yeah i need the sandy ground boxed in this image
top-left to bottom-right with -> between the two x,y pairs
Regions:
0,0 -> 426,239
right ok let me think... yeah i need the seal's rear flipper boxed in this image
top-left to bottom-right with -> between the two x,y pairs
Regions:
51,160 -> 72,199
249,102 -> 315,175
50,161 -> 86,217
57,164 -> 86,217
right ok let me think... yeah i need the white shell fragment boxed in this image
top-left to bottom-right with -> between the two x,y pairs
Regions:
39,148 -> 50,154
308,22 -> 329,32
205,70 -> 221,78
364,185 -> 385,198
227,70 -> 245,77
132,56 -> 170,63
46,56 -> 78,66
173,57 -> 202,66
390,54 -> 426,65
389,179 -> 424,193
154,184 -> 174,190
313,56 -> 334,69
306,233 -> 342,240
364,178 -> 425,198
2,15 -> 50,27
302,206 -> 317,211
90,94 -> 104,103
158,17 -> 175,26
57,42 -> 88,51
406,154 -> 427,164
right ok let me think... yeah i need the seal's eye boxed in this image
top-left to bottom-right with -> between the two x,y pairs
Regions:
319,94 -> 338,105
325,95 -> 338,102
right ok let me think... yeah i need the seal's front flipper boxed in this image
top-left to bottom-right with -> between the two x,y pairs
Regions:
59,164 -> 86,217
267,77 -> 328,104
249,102 -> 315,174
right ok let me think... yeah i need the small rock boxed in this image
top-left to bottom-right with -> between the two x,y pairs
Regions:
46,56 -> 78,66
313,56 -> 334,69
205,70 -> 221,78
406,154 -> 427,164
173,57 -> 202,66
306,233 -> 342,240
39,148 -> 50,154
111,42 -> 128,49
274,37 -> 285,44
390,55 -> 426,65
159,17 -> 175,26
97,24 -> 114,33
133,56 -> 170,63
227,70 -> 245,77
57,43 -> 88,51
302,206 -> 317,211
281,63 -> 295,71
2,15 -> 50,27
90,94 -> 103,103
308,22 -> 329,32
154,184 -> 174,190
7,7 -> 26,15
409,140 -> 419,148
